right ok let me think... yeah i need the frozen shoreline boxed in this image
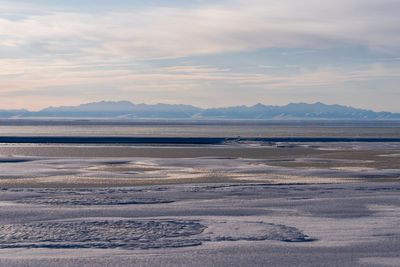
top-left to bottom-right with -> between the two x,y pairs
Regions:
0,142 -> 399,187
0,142 -> 399,266
0,182 -> 399,266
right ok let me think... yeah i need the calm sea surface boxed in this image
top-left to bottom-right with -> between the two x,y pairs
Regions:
0,120 -> 400,138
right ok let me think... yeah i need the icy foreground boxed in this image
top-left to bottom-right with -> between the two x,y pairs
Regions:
0,142 -> 399,266
0,183 -> 399,266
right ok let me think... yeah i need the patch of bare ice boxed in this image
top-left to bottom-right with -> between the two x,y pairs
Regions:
359,257 -> 400,266
378,153 -> 400,157
0,218 -> 314,250
330,167 -> 377,172
296,158 -> 371,164
0,219 -> 205,249
200,220 -> 314,243
16,196 -> 174,206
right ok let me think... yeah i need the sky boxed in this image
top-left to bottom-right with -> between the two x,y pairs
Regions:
0,0 -> 399,112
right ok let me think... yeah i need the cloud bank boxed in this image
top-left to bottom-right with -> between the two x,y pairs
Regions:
0,0 -> 399,111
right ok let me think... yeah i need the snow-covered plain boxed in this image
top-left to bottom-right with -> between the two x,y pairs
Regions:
0,183 -> 399,266
0,143 -> 399,266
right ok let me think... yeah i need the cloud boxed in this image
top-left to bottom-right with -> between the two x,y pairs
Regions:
1,59 -> 398,96
1,0 -> 400,62
0,0 -> 399,111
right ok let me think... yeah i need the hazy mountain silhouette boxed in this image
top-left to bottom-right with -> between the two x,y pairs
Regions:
1,101 -> 399,120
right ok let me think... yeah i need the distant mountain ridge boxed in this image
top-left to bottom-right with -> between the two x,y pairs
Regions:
1,101 -> 399,120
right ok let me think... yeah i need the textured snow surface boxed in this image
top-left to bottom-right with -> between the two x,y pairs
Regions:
0,142 -> 399,266
17,196 -> 173,206
0,183 -> 399,266
0,219 -> 205,249
0,219 -> 313,250
202,221 -> 314,242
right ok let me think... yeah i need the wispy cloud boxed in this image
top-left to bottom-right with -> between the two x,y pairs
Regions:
1,0 -> 400,61
1,59 -> 398,109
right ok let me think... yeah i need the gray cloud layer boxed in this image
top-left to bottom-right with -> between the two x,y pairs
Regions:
0,0 -> 399,110
1,0 -> 400,60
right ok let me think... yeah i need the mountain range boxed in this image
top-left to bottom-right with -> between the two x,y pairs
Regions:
1,101 -> 399,120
